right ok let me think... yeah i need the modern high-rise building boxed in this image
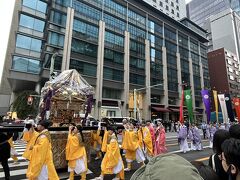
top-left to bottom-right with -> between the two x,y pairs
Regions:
208,48 -> 240,97
0,0 -> 209,122
186,0 -> 230,27
143,0 -> 186,20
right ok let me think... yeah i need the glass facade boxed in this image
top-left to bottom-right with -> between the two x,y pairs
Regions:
103,67 -> 123,81
70,59 -> 96,77
48,32 -> 64,47
22,0 -> 47,13
19,14 -> 45,32
16,34 -> 42,52
50,11 -> 67,27
12,56 -> 41,74
71,39 -> 98,58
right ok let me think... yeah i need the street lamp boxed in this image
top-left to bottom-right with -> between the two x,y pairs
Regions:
49,52 -> 59,81
133,83 -> 163,120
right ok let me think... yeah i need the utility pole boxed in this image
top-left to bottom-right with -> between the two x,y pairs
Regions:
49,52 -> 58,81
133,83 -> 163,121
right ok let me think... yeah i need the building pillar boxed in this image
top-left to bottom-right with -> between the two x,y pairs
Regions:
176,52 -> 182,105
189,57 -> 196,112
94,20 -> 105,120
122,31 -> 130,117
162,46 -> 169,121
61,7 -> 74,71
143,39 -> 151,120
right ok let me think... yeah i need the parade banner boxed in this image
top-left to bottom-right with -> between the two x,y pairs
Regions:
179,88 -> 184,124
233,98 -> 240,123
201,90 -> 211,123
218,94 -> 229,123
213,90 -> 219,123
184,89 -> 193,123
225,94 -> 235,122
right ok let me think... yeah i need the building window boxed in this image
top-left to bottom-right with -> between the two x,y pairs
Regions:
166,5 -> 169,10
176,0 -> 179,3
171,2 -> 174,7
171,9 -> 174,14
70,59 -> 97,77
50,11 -> 67,26
165,0 -> 168,3
73,19 -> 98,42
178,33 -> 188,47
16,34 -> 42,52
19,14 -> 45,32
190,38 -> 199,53
177,12 -> 179,17
130,40 -> 145,58
103,13 -> 126,33
164,26 -> 176,41
105,31 -> 124,50
128,24 -> 146,42
22,0 -> 47,13
128,9 -> 146,29
160,1 -> 163,6
103,67 -> 123,81
176,5 -> 179,10
55,0 -> 70,7
104,0 -> 126,19
165,41 -> 177,54
103,88 -> 121,99
12,56 -> 41,74
104,48 -> 124,64
48,32 -> 64,47
130,56 -> 145,69
130,73 -> 145,85
71,39 -> 98,58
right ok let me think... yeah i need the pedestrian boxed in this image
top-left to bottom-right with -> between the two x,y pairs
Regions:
0,132 -> 12,180
178,123 -> 190,153
138,121 -> 153,160
208,129 -> 230,180
91,125 -> 102,160
8,135 -> 19,164
154,121 -> 167,155
131,154 -> 203,180
26,120 -> 59,180
189,124 -> 202,151
66,125 -> 88,180
207,123 -> 217,148
221,138 -> 240,180
122,122 -> 145,171
201,121 -> 207,139
146,120 -> 155,151
95,127 -> 124,180
171,120 -> 175,132
191,161 -> 220,180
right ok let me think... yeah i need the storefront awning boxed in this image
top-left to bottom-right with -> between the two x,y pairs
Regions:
152,107 -> 171,112
168,108 -> 180,112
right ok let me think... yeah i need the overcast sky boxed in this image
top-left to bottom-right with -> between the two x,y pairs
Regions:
186,0 -> 192,3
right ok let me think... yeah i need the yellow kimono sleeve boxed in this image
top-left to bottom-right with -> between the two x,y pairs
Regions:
101,130 -> 109,152
66,134 -> 85,161
27,136 -> 49,179
23,131 -> 39,160
8,137 -> 14,148
122,131 -> 138,151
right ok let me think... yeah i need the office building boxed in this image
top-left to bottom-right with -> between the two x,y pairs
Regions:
208,48 -> 240,97
143,0 -> 186,20
0,0 -> 209,122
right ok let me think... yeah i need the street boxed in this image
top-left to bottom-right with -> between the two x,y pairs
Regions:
0,131 -> 213,180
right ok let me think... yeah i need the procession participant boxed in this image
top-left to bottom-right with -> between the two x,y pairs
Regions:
91,124 -> 102,160
178,122 -> 190,153
8,135 -> 19,164
95,127 -> 124,180
146,120 -> 155,151
122,122 -> 145,171
0,132 -> 12,180
66,125 -> 88,180
154,121 -> 167,155
22,124 -> 39,160
26,120 -> 59,180
207,123 -> 217,148
138,121 -> 153,159
189,124 -> 202,151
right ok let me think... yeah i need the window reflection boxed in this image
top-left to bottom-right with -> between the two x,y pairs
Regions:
22,0 -> 47,13
12,56 -> 40,73
16,34 -> 42,52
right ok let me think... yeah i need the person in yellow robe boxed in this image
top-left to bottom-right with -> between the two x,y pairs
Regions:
91,126 -> 102,160
138,121 -> 153,159
66,125 -> 88,180
95,127 -> 124,180
26,120 -> 59,180
8,136 -> 19,164
122,123 -> 145,171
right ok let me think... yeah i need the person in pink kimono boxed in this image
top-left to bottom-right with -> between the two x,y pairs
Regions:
154,121 -> 167,155
146,120 -> 155,151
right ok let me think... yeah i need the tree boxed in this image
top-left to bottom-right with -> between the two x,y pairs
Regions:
11,90 -> 40,119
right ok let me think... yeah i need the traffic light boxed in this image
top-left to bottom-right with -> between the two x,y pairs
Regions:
27,96 -> 33,105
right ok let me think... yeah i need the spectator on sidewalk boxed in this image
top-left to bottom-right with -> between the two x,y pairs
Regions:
208,129 -> 230,180
131,154 -> 203,180
221,138 -> 240,180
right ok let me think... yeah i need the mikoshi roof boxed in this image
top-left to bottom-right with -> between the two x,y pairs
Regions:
41,69 -> 94,102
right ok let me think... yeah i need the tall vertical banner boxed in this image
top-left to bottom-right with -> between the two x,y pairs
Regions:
184,89 -> 193,124
179,87 -> 184,124
213,90 -> 219,123
225,94 -> 235,122
218,94 -> 229,123
233,98 -> 240,123
201,90 -> 211,123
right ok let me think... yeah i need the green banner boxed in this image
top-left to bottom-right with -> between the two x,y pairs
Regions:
184,89 -> 193,123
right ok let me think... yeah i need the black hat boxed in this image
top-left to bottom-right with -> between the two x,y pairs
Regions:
38,120 -> 52,129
